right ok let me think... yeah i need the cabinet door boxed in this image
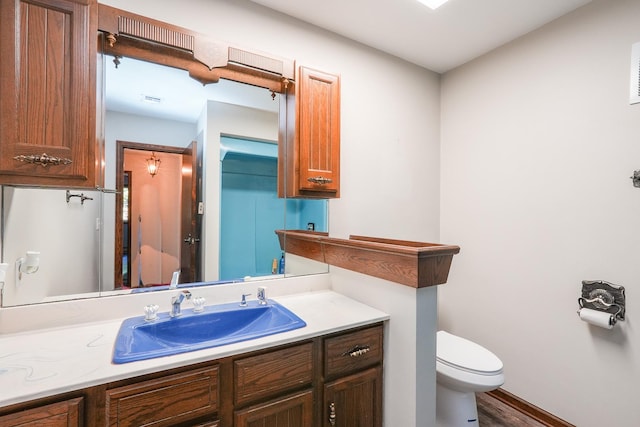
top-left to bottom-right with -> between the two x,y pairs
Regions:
323,367 -> 382,427
297,66 -> 340,196
105,366 -> 218,427
0,397 -> 83,427
280,66 -> 340,199
235,389 -> 313,427
0,0 -> 96,187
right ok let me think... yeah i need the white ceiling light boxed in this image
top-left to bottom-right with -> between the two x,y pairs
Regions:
417,0 -> 450,10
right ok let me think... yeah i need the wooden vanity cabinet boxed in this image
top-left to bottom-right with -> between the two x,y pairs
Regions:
322,325 -> 384,427
280,66 -> 341,199
231,325 -> 383,427
0,0 -> 97,187
0,324 -> 382,427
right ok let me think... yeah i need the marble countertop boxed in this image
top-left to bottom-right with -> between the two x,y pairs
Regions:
0,290 -> 389,408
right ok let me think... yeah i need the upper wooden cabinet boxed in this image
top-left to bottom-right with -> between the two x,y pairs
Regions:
0,0 -> 97,187
280,66 -> 341,199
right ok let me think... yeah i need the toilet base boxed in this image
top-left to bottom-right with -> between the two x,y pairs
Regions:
436,383 -> 479,427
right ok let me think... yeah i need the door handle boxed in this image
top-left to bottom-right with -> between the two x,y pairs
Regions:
328,402 -> 336,426
183,234 -> 200,245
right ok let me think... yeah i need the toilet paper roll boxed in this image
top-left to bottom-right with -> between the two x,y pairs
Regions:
578,308 -> 614,329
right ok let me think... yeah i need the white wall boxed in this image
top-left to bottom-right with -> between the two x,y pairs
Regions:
100,1 -> 443,425
440,0 -> 640,425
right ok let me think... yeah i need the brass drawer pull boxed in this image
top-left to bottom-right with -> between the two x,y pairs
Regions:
307,176 -> 333,184
328,402 -> 336,426
13,153 -> 72,167
342,345 -> 371,358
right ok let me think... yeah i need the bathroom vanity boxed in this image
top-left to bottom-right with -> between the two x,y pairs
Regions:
0,290 -> 388,426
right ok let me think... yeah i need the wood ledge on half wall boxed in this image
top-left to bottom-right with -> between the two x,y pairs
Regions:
275,230 -> 460,288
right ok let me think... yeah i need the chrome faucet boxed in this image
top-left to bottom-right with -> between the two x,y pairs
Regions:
170,290 -> 192,317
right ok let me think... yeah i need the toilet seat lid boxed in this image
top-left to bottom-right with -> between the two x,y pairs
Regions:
436,331 -> 503,375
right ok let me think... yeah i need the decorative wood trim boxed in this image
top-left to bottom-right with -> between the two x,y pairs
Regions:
117,15 -> 195,51
228,47 -> 284,76
487,389 -> 576,427
275,230 -> 460,288
98,4 -> 294,90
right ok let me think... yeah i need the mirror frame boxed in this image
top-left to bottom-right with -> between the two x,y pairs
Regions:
98,4 -> 294,98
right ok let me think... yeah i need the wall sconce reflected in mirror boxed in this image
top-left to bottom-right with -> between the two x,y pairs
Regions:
16,251 -> 40,284
146,152 -> 161,177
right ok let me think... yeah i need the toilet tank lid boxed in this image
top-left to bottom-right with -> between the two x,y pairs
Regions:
436,331 -> 503,374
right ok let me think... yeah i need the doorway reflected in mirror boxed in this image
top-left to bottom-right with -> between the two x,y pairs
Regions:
115,141 -> 200,290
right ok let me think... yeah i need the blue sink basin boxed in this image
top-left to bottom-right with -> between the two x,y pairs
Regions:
113,300 -> 306,364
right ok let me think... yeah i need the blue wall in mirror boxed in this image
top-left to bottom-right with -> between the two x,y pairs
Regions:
219,137 -> 327,280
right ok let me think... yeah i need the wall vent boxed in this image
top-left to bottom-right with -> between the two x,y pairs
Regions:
630,42 -> 640,104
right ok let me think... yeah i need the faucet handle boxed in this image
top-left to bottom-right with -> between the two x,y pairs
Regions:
257,287 -> 268,305
144,304 -> 159,321
192,296 -> 206,313
239,293 -> 252,307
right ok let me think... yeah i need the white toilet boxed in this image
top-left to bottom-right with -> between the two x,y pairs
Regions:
436,330 -> 504,427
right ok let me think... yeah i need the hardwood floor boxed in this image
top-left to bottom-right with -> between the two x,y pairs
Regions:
477,392 -> 547,427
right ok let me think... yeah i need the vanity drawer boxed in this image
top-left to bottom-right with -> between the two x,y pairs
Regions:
106,365 -> 218,427
0,397 -> 83,427
234,342 -> 313,406
324,324 -> 383,378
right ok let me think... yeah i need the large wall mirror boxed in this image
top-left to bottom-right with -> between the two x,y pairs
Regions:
0,5 -> 329,307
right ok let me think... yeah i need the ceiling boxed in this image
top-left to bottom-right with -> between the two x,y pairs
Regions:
249,0 -> 592,73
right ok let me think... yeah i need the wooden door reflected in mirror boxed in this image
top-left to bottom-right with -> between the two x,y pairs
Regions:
115,141 -> 201,289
